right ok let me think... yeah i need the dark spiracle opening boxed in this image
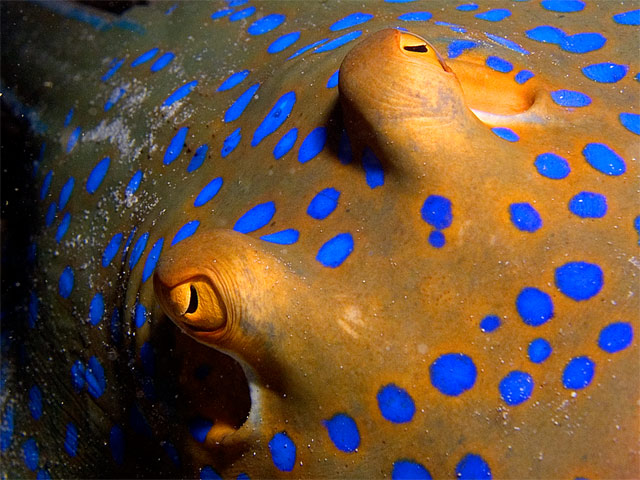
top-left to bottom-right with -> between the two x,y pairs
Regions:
404,44 -> 429,53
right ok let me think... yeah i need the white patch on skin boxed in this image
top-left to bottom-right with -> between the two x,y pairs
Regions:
338,305 -> 364,339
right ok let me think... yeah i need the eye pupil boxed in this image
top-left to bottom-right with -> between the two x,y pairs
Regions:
404,44 -> 428,53
186,285 -> 198,314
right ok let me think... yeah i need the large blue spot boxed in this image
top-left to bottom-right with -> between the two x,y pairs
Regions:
188,144 -> 209,172
480,315 -> 501,333
620,113 -> 640,135
86,356 -> 106,398
172,220 -> 199,246
582,143 -> 626,175
59,266 -> 74,299
428,230 -> 445,248
429,353 -> 476,396
164,127 -> 188,165
189,417 -> 213,443
125,170 -> 143,196
40,170 -> 53,200
456,453 -> 492,479
129,232 -> 149,270
70,360 -> 85,392
299,127 -> 326,163
330,12 -> 373,31
515,70 -> 535,84
150,52 -> 174,72
492,127 -> 519,142
269,432 -> 296,471
448,39 -> 476,58
218,70 -> 250,92
200,466 -> 223,480
268,31 -> 300,54
362,147 -> 385,188
613,9 -> 640,25
229,6 -> 255,22
398,11 -> 433,21
499,371 -> 534,406
260,229 -> 299,245
525,25 -> 566,44
67,127 -> 81,153
475,9 -> 511,21
534,152 -> 570,179
131,47 -> 158,67
377,384 -> 415,423
194,177 -> 223,207
551,90 -> 591,107
102,232 -> 123,267
598,322 -> 633,353
323,414 -> 360,452
288,38 -> 329,60
234,201 -> 276,234
28,385 -> 42,420
225,83 -> 260,122
327,70 -> 339,88
560,32 -> 606,53
0,404 -> 14,452
392,460 -> 432,480
58,177 -> 75,211
162,80 -> 198,107
135,303 -> 148,329
252,91 -> 296,147
110,425 -> 125,465
516,287 -> 553,326
248,14 -> 285,35
486,56 -> 513,73
568,192 -> 607,218
562,356 -> 595,389
307,188 -> 340,220
316,233 -> 354,268
314,30 -> 362,54
582,62 -> 627,83
101,57 -> 124,82
555,261 -> 603,301
528,338 -> 552,363
541,0 -> 585,12
509,203 -> 542,232
421,195 -> 452,229
273,128 -> 298,159
222,128 -> 242,158
86,157 -> 110,193
64,423 -> 78,457
55,212 -> 71,243
89,292 -> 104,326
23,438 -> 39,471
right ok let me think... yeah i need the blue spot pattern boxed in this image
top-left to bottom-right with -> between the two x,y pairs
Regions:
164,126 -> 188,165
45,202 -> 57,227
563,356 -> 595,389
551,90 -> 591,107
613,9 -> 640,25
67,127 -> 81,152
171,220 -> 200,246
261,229 -> 299,245
64,423 -> 78,457
248,14 -> 285,35
560,32 -> 606,54
252,91 -> 296,147
307,188 -> 340,220
526,25 -> 567,44
269,432 -> 296,471
456,453 -> 492,479
314,30 -> 362,54
189,418 -> 213,443
330,12 -> 373,31
131,47 -> 158,67
125,170 -> 143,196
89,292 -> 104,326
218,70 -> 250,92
327,70 -> 339,88
598,323 -> 633,353
421,195 -> 452,229
129,232 -> 149,270
225,83 -> 260,122
541,0 -> 585,13
162,80 -> 198,107
23,438 -> 39,471
40,170 -> 53,200
619,113 -> 640,135
377,384 -> 415,423
234,202 -> 276,234
104,87 -> 126,111
102,232 -> 123,267
398,12 -> 433,21
86,356 -> 106,398
515,70 -> 535,84
101,58 -> 124,82
55,213 -> 71,243
555,261 -> 603,301
457,4 -> 479,11
268,32 -> 300,54
298,127 -> 326,163
392,460 -> 432,480
516,287 -> 554,326
528,338 -> 552,363
323,413 -> 360,452
200,465 -> 223,479
582,63 -> 628,83
362,147 -> 385,188
475,9 -> 511,21
448,40 -> 476,58
110,425 -> 125,465
480,315 -> 501,333
486,56 -> 513,73
222,128 -> 242,158
86,157 -> 110,193
229,7 -> 255,22
429,353 -> 476,396
0,404 -> 14,452
509,203 -> 542,232
582,143 -> 626,175
534,152 -> 570,179
499,371 -> 534,406
70,360 -> 86,392
59,266 -> 74,299
150,52 -> 174,72
58,177 -> 75,211
288,38 -> 329,60
492,127 -> 519,142
188,144 -> 209,172
194,177 -> 223,207
135,303 -> 148,328
28,385 -> 42,420
428,230 -> 445,248
316,233 -> 354,268
273,128 -> 298,159
569,192 -> 607,218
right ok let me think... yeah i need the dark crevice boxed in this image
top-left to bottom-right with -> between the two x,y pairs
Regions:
404,44 -> 429,53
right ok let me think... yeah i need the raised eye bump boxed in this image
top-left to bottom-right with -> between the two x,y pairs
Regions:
186,284 -> 198,314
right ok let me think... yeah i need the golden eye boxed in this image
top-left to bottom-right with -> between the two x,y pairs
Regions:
157,279 -> 226,332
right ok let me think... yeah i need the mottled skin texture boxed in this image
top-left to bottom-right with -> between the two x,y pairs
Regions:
0,1 -> 638,479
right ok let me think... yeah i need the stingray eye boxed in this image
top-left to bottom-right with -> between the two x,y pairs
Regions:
404,44 -> 429,53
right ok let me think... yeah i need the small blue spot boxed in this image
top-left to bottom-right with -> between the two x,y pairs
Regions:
200,466 -> 223,480
316,233 -> 354,268
101,57 -> 124,82
217,70 -> 250,91
598,322 -> 633,353
225,83 -> 261,123
509,203 -> 542,232
541,0 -> 585,12
499,371 -> 534,406
307,188 -> 340,220
28,385 -> 42,420
635,216 -> 640,244
110,425 -> 125,465
421,195 -> 452,229
582,143 -> 626,176
528,338 -> 552,363
40,170 -> 53,200
486,56 -> 513,73
555,261 -> 603,301
620,113 -> 640,135
102,232 -> 123,267
392,460 -> 432,480
314,30 -> 362,54
164,126 -> 188,165
234,201 -> 276,234
129,232 -> 149,270
339,130 -> 353,164
211,8 -> 233,20
163,442 -> 180,467
162,80 -> 198,107
142,238 -> 163,283
67,127 -> 81,153
237,474 -> 250,480
58,177 -> 75,211
252,91 -> 296,147
268,31 -> 300,54
248,14 -> 285,35
104,87 -> 126,111
0,404 -> 14,452
429,353 -> 477,396
456,453 -> 492,479
269,432 -> 296,471
457,4 -> 478,11
150,52 -> 174,72
55,212 -> 71,243
398,11 -> 433,21
28,292 -> 38,328
516,287 -> 554,326
135,303 -> 148,329
86,157 -> 110,194
45,202 -> 57,227
70,360 -> 85,392
188,144 -> 209,172
287,38 -> 329,60
86,356 -> 106,398
131,47 -> 158,67
323,414 -> 360,452
23,438 -> 39,471
140,342 -> 155,376
172,220 -> 200,246
194,177 -> 223,207
480,315 -> 501,333
551,89 -> 591,107
525,25 -> 566,44
89,292 -> 104,326
59,266 -> 74,299
484,33 -> 530,55
492,127 -> 519,142
229,6 -> 255,22
562,356 -> 595,389
613,9 -> 640,25
36,469 -> 51,480
222,128 -> 242,157
447,40 -> 476,58
64,423 -> 78,457
330,12 -> 374,31
273,128 -> 298,159
428,230 -> 445,248
362,147 -> 385,188
299,127 -> 326,163
582,62 -> 628,83
475,9 -> 511,21
260,229 -> 299,245
560,32 -> 606,54
377,384 -> 415,423
534,152 -> 570,179
110,309 -> 122,346
568,191 -> 607,218
125,170 -> 143,196
515,70 -> 535,84
327,70 -> 339,88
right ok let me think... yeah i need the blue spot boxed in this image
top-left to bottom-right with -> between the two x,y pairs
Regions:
110,425 -> 125,465
172,220 -> 200,246
330,12 -> 373,31
429,353 -> 477,396
563,356 -> 595,389
534,152 -> 570,179
28,385 -> 42,420
248,13 -> 285,35
129,232 -> 149,270
229,6 -> 255,22
635,216 -> 640,244
164,126 -> 188,165
339,130 -> 353,164
162,80 -> 198,107
457,3 -> 478,11
36,470 -> 51,480
86,356 -> 106,398
484,33 -> 530,55
135,303 -> 148,328
288,38 -> 329,60
398,11 -> 433,21
499,371 -> 534,406
0,404 -> 14,452
509,203 -> 542,232
421,195 -> 452,229
131,47 -> 158,67
59,266 -> 74,299
392,460 -> 432,480
316,233 -> 354,268
555,261 -> 603,301
222,128 -> 242,157
480,315 -> 500,333
551,89 -> 591,107
163,442 -> 180,466
110,309 -> 122,346
70,360 -> 85,392
252,91 -> 296,147
492,127 -> 519,142
140,342 -> 155,375
217,70 -> 250,91
58,177 -> 75,211
323,414 -> 360,452
582,62 -> 627,83
515,70 -> 535,84
448,40 -> 476,58
516,287 -> 553,326
560,32 -> 606,54
89,292 -> 104,326
150,52 -> 174,72
102,232 -> 123,267
55,212 -> 71,243
125,170 -> 143,196
273,128 -> 298,159
598,322 -> 633,353
525,25 -> 566,44
486,56 -> 513,73
64,423 -> 78,457
569,191 -> 607,218
225,83 -> 260,123
86,157 -> 110,194
40,170 -> 53,200
28,292 -> 38,328
104,87 -> 126,111
613,9 -> 640,25
541,0 -> 585,12
45,202 -> 57,227
67,127 -> 81,152
582,143 -> 626,176
101,57 -> 124,82
327,70 -> 339,88
237,474 -> 250,480
23,438 -> 39,471
377,384 -> 415,423
362,147 -> 385,188
211,8 -> 233,20
200,466 -> 223,480
528,338 -> 552,363
188,144 -> 209,172
475,9 -> 511,21
234,201 -> 276,234
268,31 -> 300,54
194,177 -> 224,207
269,432 -> 296,471
299,127 -> 326,163
307,188 -> 340,220
456,453 -> 492,479
314,30 -> 362,54
428,230 -> 445,248
261,229 -> 299,245
620,113 -> 640,135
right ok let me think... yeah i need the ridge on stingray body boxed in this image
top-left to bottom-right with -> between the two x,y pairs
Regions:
1,1 -> 638,479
